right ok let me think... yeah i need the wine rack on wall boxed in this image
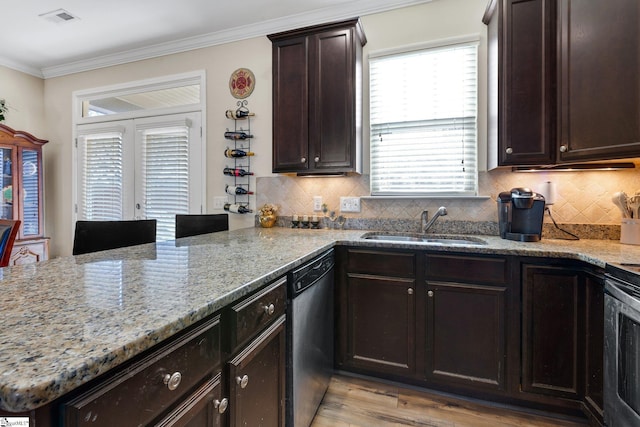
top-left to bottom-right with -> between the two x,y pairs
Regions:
223,100 -> 254,214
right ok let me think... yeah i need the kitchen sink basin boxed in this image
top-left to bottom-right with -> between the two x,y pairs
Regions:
361,232 -> 487,246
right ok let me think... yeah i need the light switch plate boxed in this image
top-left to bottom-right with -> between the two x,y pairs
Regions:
340,196 -> 361,212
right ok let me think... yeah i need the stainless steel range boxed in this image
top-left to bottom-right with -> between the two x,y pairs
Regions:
604,263 -> 640,427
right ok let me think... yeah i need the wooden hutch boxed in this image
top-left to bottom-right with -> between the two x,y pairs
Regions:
0,124 -> 48,264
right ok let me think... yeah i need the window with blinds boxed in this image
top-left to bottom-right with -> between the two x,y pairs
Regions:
369,40 -> 478,196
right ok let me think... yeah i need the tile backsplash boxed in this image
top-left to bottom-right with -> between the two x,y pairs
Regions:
257,165 -> 640,226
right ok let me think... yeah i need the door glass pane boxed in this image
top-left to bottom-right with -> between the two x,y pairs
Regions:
22,149 -> 40,236
140,125 -> 190,241
618,312 -> 640,415
1,147 -> 13,220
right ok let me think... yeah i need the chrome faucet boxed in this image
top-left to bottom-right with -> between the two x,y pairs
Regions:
421,206 -> 448,233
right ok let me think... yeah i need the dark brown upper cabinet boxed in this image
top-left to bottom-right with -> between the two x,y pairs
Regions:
484,0 -> 640,168
268,18 -> 366,175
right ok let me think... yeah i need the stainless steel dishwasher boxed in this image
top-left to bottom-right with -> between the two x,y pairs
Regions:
286,249 -> 334,427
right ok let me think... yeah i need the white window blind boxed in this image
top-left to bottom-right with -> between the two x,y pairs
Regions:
370,41 -> 478,196
139,125 -> 190,241
78,130 -> 125,220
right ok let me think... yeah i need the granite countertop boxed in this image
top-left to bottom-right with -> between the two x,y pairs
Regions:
1,226 -> 640,413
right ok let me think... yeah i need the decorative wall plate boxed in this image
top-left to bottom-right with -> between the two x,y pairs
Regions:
229,68 -> 255,99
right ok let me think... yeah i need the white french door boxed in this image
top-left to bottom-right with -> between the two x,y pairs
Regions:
76,112 -> 203,241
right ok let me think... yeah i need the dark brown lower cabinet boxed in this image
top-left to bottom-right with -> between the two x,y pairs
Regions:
337,248 -> 417,378
521,261 -> 604,425
337,247 -> 604,426
425,281 -> 507,391
522,263 -> 582,399
227,316 -> 286,427
424,254 -> 516,393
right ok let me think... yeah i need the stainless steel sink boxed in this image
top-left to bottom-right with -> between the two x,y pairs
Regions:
361,232 -> 487,246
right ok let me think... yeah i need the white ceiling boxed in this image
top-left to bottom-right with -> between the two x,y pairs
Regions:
2,0 -> 431,79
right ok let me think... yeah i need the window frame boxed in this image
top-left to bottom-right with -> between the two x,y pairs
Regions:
368,36 -> 480,198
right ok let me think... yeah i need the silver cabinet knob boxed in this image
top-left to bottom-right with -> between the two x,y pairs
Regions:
559,145 -> 568,153
505,147 -> 513,154
236,374 -> 249,389
264,303 -> 275,315
163,372 -> 182,390
301,157 -> 306,163
407,288 -> 413,295
314,156 -> 320,162
214,398 -> 228,414
428,290 -> 434,298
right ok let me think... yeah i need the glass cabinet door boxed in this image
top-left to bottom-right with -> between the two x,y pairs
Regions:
1,146 -> 15,221
21,149 -> 41,237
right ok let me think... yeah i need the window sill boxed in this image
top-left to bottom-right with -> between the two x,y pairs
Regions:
362,195 -> 492,200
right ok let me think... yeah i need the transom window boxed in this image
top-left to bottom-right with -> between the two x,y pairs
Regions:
369,38 -> 479,196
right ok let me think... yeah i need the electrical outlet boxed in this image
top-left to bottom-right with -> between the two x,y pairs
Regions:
340,196 -> 361,213
313,196 -> 323,211
213,197 -> 227,209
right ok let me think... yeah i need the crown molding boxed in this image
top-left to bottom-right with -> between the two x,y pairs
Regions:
0,57 -> 44,79
38,0 -> 431,79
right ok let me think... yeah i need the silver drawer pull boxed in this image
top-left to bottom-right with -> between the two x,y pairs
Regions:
236,374 -> 249,389
214,398 -> 228,414
407,288 -> 413,295
264,303 -> 275,315
163,372 -> 182,390
428,290 -> 434,298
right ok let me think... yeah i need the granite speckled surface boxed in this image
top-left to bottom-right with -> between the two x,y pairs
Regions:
1,226 -> 640,412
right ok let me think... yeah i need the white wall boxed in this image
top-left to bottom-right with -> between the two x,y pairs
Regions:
0,65 -> 46,135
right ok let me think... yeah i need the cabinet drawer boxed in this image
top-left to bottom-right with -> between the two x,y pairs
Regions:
226,278 -> 287,352
63,316 -> 220,427
347,249 -> 415,278
426,254 -> 509,285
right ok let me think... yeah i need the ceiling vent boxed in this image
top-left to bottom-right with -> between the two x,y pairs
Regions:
39,9 -> 80,24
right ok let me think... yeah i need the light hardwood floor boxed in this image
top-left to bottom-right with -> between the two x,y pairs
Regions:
311,375 -> 588,427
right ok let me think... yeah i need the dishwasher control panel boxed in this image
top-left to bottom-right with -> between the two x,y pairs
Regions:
290,249 -> 334,295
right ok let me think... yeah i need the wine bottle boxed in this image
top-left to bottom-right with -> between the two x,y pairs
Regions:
223,167 -> 254,177
224,147 -> 255,158
226,185 -> 254,195
225,109 -> 255,120
224,131 -> 253,140
224,203 -> 253,214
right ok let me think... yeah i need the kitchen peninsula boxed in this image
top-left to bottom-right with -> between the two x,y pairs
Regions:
0,227 -> 637,425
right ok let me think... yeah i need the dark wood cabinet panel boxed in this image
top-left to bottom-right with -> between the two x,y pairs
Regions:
557,0 -> 640,162
521,264 -> 582,399
271,36 -> 309,172
500,0 -> 555,165
584,273 -> 604,424
227,316 -> 286,427
156,374 -> 223,427
485,0 -> 640,167
346,248 -> 416,278
426,254 -> 509,285
425,281 -> 507,391
269,19 -> 365,174
344,274 -> 416,376
63,316 -> 221,427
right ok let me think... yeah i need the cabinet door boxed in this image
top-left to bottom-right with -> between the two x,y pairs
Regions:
155,374 -> 224,427
558,0 -> 640,162
228,316 -> 285,427
499,0 -> 555,165
425,282 -> 507,391
521,264 -> 582,399
308,27 -> 357,172
271,36 -> 309,173
344,274 -> 416,377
